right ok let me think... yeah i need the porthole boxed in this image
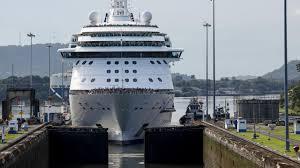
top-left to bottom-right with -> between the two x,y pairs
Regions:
158,78 -> 162,82
107,79 -> 111,82
149,78 -> 153,82
115,79 -> 119,82
157,61 -> 161,64
125,61 -> 129,65
81,78 -> 86,82
115,70 -> 119,73
107,70 -> 111,73
115,61 -> 119,65
82,61 -> 87,65
163,60 -> 168,64
133,70 -> 137,73
76,60 -> 80,65
125,79 -> 129,82
132,61 -> 137,65
125,70 -> 129,73
150,61 -> 155,64
91,78 -> 95,83
133,78 -> 138,82
107,61 -> 111,65
89,61 -> 93,65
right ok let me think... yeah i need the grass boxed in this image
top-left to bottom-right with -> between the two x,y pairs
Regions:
0,131 -> 28,148
258,125 -> 300,142
279,107 -> 300,115
230,129 -> 297,158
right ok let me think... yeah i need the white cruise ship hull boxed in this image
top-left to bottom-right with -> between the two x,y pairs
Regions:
70,91 -> 174,143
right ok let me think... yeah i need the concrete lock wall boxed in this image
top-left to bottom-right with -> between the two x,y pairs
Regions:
0,126 -> 108,168
0,128 -> 49,168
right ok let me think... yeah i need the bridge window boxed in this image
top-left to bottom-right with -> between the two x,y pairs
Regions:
132,61 -> 137,65
115,61 -> 119,65
125,61 -> 129,65
107,70 -> 111,73
107,61 -> 111,65
163,60 -> 168,64
158,78 -> 162,82
133,70 -> 137,73
125,79 -> 129,82
82,61 -> 87,65
81,78 -> 86,82
115,79 -> 119,82
89,61 -> 94,65
133,78 -> 138,82
91,78 -> 95,83
157,61 -> 161,64
76,60 -> 80,65
107,79 -> 111,82
150,61 -> 155,64
115,70 -> 119,73
125,70 -> 129,73
149,78 -> 153,82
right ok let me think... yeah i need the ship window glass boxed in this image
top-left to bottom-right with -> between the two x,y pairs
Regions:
81,78 -> 86,82
149,78 -> 153,82
125,79 -> 129,82
125,61 -> 129,65
163,60 -> 168,64
89,61 -> 94,65
150,61 -> 155,64
158,78 -> 163,82
107,70 -> 111,73
91,78 -> 96,83
82,61 -> 87,65
125,70 -> 129,73
107,61 -> 111,65
115,61 -> 119,65
133,70 -> 137,73
115,79 -> 119,82
157,61 -> 161,64
115,70 -> 119,73
107,79 -> 111,82
76,60 -> 80,65
132,61 -> 137,65
133,78 -> 138,82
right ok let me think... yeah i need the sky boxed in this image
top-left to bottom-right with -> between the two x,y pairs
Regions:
0,0 -> 300,79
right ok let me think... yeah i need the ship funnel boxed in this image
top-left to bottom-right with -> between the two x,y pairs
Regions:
89,11 -> 100,25
141,11 -> 152,25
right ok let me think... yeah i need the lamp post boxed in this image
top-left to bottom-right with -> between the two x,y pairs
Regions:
283,0 -> 290,151
46,44 -> 52,99
203,23 -> 211,121
210,0 -> 216,118
27,33 -> 35,88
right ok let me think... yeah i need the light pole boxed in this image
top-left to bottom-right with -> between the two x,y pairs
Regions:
46,44 -> 52,99
27,33 -> 35,88
283,0 -> 290,151
210,0 -> 216,118
203,23 -> 211,121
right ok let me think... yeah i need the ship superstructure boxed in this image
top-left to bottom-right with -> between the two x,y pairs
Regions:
58,0 -> 183,143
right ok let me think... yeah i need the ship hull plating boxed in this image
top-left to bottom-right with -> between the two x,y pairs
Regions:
70,91 -> 174,142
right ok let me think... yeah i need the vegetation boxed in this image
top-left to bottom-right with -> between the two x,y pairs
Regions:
231,130 -> 296,158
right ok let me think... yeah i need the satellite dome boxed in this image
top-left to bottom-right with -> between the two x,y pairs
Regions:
141,11 -> 152,25
89,11 -> 100,25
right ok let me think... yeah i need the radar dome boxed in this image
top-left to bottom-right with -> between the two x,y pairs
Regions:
142,11 -> 152,25
89,11 -> 100,25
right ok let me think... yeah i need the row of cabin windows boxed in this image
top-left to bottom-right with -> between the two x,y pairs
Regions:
107,70 -> 137,74
76,60 -> 93,65
79,41 -> 165,47
81,78 -> 163,83
150,60 -> 168,65
107,61 -> 137,65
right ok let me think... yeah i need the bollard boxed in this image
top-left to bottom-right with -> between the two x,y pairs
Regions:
294,145 -> 300,161
1,125 -> 5,144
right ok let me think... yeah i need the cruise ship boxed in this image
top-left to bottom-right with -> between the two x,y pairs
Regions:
58,0 -> 183,143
